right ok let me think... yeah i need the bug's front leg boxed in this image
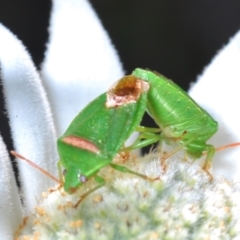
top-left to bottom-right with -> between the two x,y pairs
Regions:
74,175 -> 105,208
109,163 -> 160,182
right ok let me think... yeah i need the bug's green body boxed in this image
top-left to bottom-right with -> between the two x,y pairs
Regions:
16,68 -> 230,206
57,76 -> 149,193
57,68 -> 218,198
132,68 -> 218,164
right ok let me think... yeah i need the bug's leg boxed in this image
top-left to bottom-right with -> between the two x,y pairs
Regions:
122,130 -> 188,171
130,126 -> 186,151
122,125 -> 163,152
119,131 -> 161,166
109,163 -> 159,182
49,160 -> 68,195
126,130 -> 190,170
159,136 -> 197,171
74,175 -> 105,208
128,126 -> 162,149
201,144 -> 216,180
202,142 -> 240,177
136,126 -> 161,133
123,132 -> 161,151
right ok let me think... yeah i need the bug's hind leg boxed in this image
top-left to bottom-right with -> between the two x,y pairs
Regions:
201,144 -> 216,181
202,142 -> 240,180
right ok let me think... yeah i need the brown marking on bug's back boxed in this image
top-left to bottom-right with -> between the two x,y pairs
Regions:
106,75 -> 149,108
62,136 -> 100,153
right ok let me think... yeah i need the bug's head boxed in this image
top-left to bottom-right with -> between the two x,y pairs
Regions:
105,75 -> 149,108
63,167 -> 88,194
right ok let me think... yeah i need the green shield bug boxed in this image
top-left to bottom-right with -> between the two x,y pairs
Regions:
11,69 -> 240,208
12,74 -> 159,207
132,68 -> 218,173
57,75 -> 154,204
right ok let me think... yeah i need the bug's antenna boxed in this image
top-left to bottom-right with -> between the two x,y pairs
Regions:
215,142 -> 240,152
11,151 -> 60,184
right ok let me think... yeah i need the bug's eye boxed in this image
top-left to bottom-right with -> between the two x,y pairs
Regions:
78,172 -> 88,183
79,175 -> 87,183
63,169 -> 67,175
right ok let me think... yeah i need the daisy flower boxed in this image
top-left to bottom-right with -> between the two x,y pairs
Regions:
0,0 -> 123,238
0,0 -> 240,239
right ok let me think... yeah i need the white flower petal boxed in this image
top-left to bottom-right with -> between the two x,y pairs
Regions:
189,30 -> 240,182
0,135 -> 23,240
41,0 -> 124,136
0,23 -> 58,212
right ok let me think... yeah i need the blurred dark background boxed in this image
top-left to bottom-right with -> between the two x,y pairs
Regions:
0,0 -> 240,153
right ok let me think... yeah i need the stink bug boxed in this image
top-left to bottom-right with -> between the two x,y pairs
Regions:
57,75 -> 152,201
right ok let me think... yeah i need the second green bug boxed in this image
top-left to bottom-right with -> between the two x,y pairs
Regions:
131,68 -> 218,172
